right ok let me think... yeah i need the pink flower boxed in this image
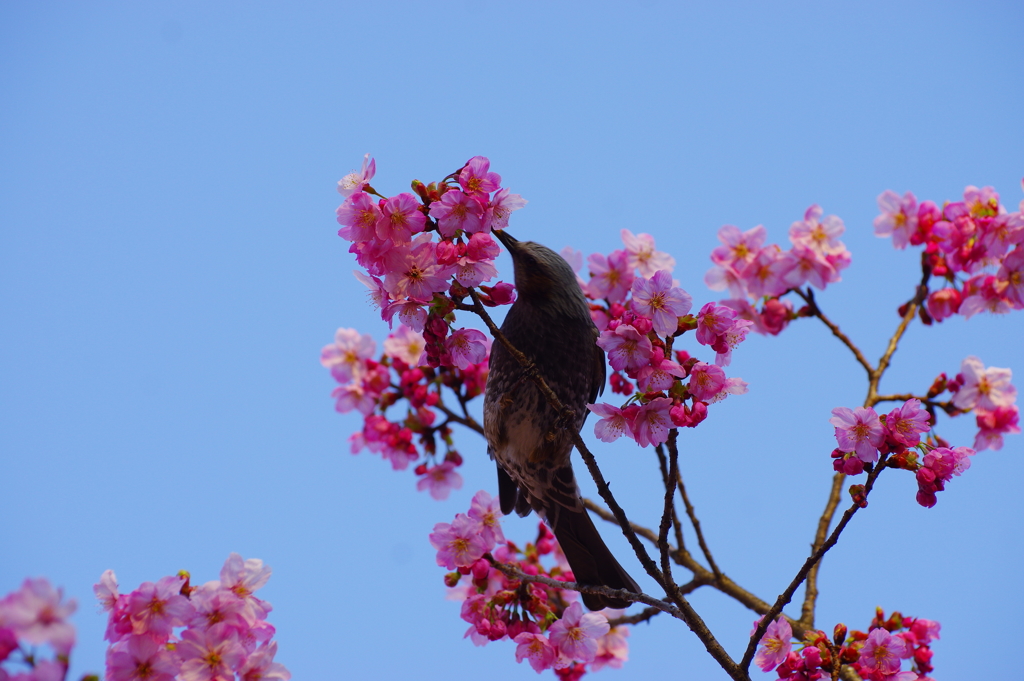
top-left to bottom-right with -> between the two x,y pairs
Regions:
975,405 -> 1020,451
858,628 -> 908,676
376,193 -> 427,243
467,490 -> 505,546
596,325 -> 652,372
188,584 -> 252,631
630,397 -> 673,448
829,406 -> 884,463
885,399 -> 931,447
336,192 -> 383,242
383,235 -> 455,303
781,243 -> 837,290
753,617 -> 792,672
126,576 -> 194,639
458,156 -> 501,198
219,554 -> 273,622
695,302 -> 737,347
238,642 -> 290,681
789,204 -> 847,256
710,224 -> 766,267
429,514 -> 490,569
428,189 -> 486,237
94,570 -> 120,612
383,325 -> 426,366
106,634 -> 179,681
952,356 -> 1016,411
485,188 -> 527,231
998,246 -> 1024,307
513,632 -> 556,672
634,348 -> 686,392
320,328 -> 376,383
0,578 -> 77,655
336,153 -> 376,198
585,250 -> 635,304
547,602 -> 609,664
704,261 -> 748,299
177,626 -> 247,681
688,362 -> 727,402
331,383 -> 374,415
630,270 -> 693,336
874,190 -> 919,249
453,257 -> 498,287
621,229 -> 676,277
590,625 -> 629,671
587,403 -> 633,442
740,245 -> 790,298
926,288 -> 962,321
445,328 -> 488,370
416,461 -> 463,500
709,376 -> 748,403
466,232 -> 500,262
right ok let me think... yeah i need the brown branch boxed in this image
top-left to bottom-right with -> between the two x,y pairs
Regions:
670,436 -> 722,582
794,288 -> 874,378
655,440 -> 686,567
740,460 -> 888,674
433,399 -> 484,436
491,561 -> 683,621
467,288 -> 749,681
800,471 -> 845,627
608,607 -> 662,627
657,432 -> 682,593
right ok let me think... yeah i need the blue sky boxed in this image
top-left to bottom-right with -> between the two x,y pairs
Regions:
2,1 -> 1022,679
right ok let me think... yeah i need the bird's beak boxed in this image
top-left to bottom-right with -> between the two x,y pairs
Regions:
493,229 -> 518,251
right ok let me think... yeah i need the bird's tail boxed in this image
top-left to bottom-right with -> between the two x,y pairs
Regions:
550,504 -> 641,611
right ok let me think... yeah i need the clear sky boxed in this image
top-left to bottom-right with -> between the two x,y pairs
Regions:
2,1 -> 1022,679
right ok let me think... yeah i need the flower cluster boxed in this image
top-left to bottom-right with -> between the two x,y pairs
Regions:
828,397 -> 980,508
322,322 -> 491,500
335,155 -> 523,368
946,355 -> 1020,450
755,609 -> 939,680
0,578 -> 83,681
873,182 -> 1024,321
96,554 -> 289,681
430,492 -> 629,677
573,233 -> 749,449
705,206 -> 853,335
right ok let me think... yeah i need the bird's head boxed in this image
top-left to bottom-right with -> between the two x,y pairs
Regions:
493,229 -> 589,316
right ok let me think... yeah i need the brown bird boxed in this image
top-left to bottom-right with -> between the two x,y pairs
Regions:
484,229 -> 640,610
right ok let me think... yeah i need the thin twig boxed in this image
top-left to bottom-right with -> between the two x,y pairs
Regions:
655,441 -> 687,565
794,288 -> 874,378
433,399 -> 484,435
606,606 -> 663,622
491,561 -> 683,621
670,436 -> 722,581
740,460 -> 888,674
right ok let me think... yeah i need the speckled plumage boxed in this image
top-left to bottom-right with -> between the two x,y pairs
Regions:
484,230 -> 639,610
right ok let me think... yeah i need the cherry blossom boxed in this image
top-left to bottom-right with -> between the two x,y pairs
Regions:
336,153 -> 376,198
547,603 -> 609,664
417,461 -> 464,500
630,270 -> 692,336
621,229 -> 676,277
952,356 -> 1016,411
753,617 -> 792,672
830,406 -> 884,463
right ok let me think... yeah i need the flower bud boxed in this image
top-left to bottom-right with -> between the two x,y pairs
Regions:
832,623 -> 847,647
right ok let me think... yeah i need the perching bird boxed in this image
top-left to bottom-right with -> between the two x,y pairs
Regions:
484,229 -> 640,610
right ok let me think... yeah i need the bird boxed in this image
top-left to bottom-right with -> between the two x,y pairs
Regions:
483,228 -> 640,610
